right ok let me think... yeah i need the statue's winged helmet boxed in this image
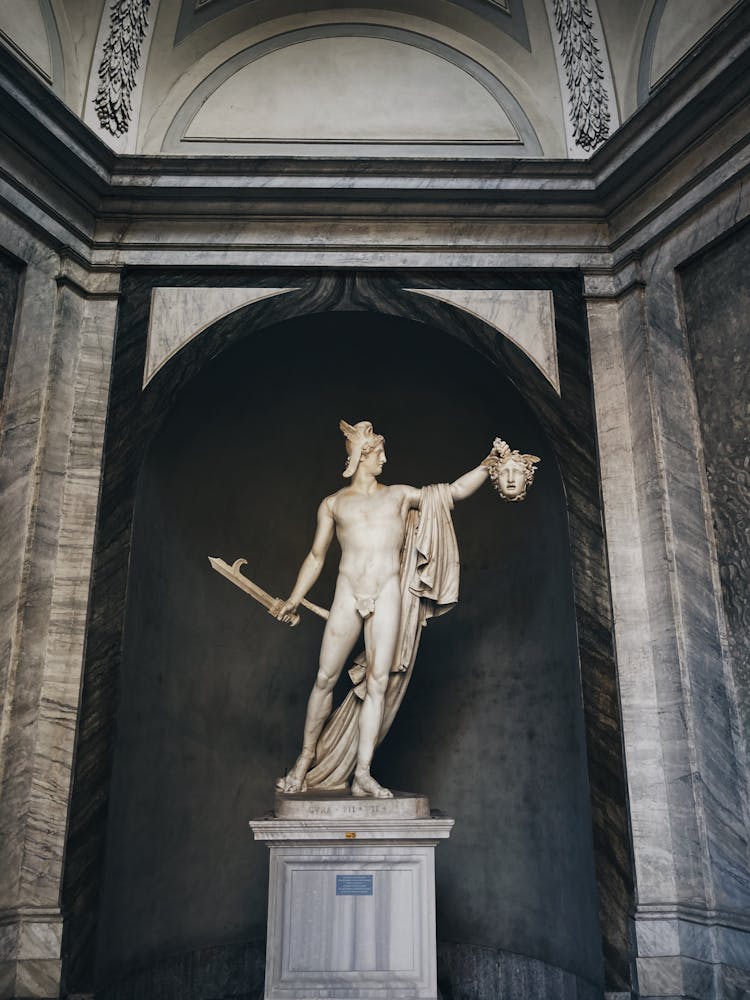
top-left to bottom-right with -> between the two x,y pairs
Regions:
339,420 -> 385,478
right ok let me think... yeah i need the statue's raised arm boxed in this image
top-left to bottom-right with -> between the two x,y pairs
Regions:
272,420 -> 540,799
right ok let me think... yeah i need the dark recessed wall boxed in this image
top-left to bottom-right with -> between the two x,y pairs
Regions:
681,222 -> 750,743
95,313 -> 603,992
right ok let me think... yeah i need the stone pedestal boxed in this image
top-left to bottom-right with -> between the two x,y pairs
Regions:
250,793 -> 453,1000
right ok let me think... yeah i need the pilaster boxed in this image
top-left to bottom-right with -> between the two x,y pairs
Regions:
0,221 -> 120,999
586,255 -> 750,999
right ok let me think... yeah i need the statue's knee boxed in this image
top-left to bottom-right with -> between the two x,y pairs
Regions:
366,673 -> 388,698
315,672 -> 335,693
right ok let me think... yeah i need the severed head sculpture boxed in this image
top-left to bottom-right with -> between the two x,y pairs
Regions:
482,438 -> 540,502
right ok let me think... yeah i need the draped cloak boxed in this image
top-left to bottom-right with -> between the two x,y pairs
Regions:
304,483 -> 460,791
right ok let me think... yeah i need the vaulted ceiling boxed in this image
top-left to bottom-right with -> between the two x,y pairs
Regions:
0,0 -> 739,158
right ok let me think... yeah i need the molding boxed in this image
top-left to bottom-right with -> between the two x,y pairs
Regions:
0,958 -> 63,1000
637,0 -> 666,107
0,907 -> 63,991
39,0 -> 65,98
633,912 -> 750,997
56,257 -> 122,298
0,29 -> 52,85
174,0 -> 530,50
0,4 -> 745,263
635,903 -> 750,936
0,906 -> 62,926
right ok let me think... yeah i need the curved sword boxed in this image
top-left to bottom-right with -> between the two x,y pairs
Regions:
208,556 -> 329,627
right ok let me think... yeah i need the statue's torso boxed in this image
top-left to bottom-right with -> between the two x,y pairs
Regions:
332,484 -> 413,594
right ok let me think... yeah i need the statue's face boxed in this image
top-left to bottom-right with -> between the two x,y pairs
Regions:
496,456 -> 527,499
361,444 -> 386,476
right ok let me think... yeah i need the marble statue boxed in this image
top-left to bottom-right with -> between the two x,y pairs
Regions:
274,420 -> 539,798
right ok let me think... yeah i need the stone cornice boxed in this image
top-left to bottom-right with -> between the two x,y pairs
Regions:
0,1 -> 748,261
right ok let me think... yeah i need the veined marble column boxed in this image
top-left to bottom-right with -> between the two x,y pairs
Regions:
586,266 -> 750,1000
0,232 -> 120,999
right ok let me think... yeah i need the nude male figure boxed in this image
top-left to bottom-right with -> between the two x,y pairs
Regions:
275,420 -> 505,799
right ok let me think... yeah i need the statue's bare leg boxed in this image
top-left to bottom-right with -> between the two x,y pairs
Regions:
352,577 -> 401,798
278,582 -> 361,793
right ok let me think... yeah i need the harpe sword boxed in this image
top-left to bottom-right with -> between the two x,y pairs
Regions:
208,556 -> 329,628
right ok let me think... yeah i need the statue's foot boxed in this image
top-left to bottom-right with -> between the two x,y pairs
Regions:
351,770 -> 393,798
276,753 -> 312,793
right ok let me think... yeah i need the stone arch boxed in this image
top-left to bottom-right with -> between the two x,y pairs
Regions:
62,270 -> 633,997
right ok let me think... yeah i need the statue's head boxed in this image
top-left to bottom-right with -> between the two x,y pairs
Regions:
339,420 -> 385,478
490,439 -> 540,501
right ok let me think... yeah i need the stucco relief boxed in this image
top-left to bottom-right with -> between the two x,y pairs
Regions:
550,0 -> 610,151
94,0 -> 152,136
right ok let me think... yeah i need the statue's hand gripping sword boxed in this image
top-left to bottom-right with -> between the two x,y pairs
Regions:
208,557 -> 329,627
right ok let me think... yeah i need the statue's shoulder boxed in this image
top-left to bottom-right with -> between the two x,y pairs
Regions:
318,492 -> 340,516
323,488 -> 353,514
388,483 -> 422,505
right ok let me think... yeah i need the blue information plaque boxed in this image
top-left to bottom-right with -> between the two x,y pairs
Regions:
336,874 -> 373,896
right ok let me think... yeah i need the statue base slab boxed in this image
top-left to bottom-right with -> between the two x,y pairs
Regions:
251,795 -> 454,1000
274,789 -> 430,821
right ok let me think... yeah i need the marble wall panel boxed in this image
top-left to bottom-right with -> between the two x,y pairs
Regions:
680,220 -> 750,756
63,269 -> 632,997
640,269 -> 750,916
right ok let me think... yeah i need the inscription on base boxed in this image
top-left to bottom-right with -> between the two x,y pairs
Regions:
336,874 -> 373,896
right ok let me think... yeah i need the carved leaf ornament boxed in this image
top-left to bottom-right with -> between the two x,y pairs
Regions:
94,0 -> 152,136
552,0 -> 610,150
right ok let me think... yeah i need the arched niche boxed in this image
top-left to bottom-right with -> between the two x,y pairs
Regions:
0,0 -> 64,95
162,24 -> 542,158
637,0 -> 737,104
63,272 -> 634,999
